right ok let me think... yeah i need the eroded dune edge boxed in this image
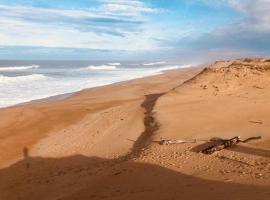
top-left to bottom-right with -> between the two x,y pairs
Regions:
0,59 -> 270,200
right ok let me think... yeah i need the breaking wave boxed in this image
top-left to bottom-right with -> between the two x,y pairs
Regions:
0,74 -> 48,84
143,61 -> 166,66
84,65 -> 117,70
0,65 -> 40,71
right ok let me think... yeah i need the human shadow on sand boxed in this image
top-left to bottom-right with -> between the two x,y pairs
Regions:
0,151 -> 269,200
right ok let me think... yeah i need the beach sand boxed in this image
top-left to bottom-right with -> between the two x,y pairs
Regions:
0,59 -> 269,200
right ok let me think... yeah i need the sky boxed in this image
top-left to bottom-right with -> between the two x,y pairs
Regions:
0,0 -> 270,61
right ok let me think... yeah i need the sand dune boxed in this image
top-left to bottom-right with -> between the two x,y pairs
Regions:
0,59 -> 270,200
155,59 -> 270,145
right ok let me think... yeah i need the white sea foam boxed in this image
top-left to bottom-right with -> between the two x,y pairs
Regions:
0,65 -> 40,71
0,74 -> 47,84
143,61 -> 166,66
108,62 -> 121,66
85,65 -> 117,70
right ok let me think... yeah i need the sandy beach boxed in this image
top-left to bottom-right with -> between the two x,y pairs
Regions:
0,59 -> 270,200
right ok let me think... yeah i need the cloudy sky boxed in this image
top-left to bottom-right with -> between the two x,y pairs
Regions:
0,0 -> 269,61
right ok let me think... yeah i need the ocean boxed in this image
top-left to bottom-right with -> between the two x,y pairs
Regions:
0,60 -> 191,108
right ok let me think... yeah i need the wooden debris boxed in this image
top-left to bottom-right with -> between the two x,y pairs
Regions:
201,136 -> 262,154
159,139 -> 196,145
241,136 -> 262,143
158,136 -> 262,154
201,136 -> 241,154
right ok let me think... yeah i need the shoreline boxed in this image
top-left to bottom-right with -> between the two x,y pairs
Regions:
0,67 -> 198,110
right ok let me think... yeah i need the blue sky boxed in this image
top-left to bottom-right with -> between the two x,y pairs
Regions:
0,0 -> 270,61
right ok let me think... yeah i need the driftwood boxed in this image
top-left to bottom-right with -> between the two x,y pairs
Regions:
201,136 -> 262,154
158,136 -> 262,154
241,136 -> 262,143
159,139 -> 196,145
201,136 -> 241,154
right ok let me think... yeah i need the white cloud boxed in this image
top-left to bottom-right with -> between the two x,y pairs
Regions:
101,0 -> 159,15
0,1 -> 166,51
104,3 -> 155,13
205,0 -> 270,31
0,4 -> 134,20
0,19 -> 158,50
168,0 -> 270,59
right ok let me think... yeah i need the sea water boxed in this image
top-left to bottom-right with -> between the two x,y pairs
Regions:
0,60 -> 191,108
